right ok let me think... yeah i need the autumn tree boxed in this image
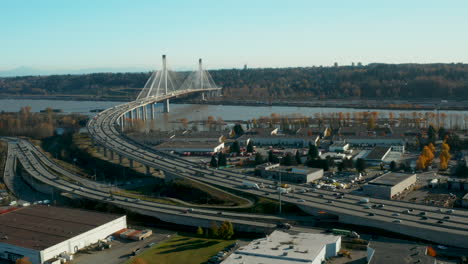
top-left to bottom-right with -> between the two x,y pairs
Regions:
218,221 -> 234,239
16,258 -> 32,264
210,222 -> 219,238
439,142 -> 451,170
196,226 -> 204,235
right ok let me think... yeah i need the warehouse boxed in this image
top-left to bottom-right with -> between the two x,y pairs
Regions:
363,146 -> 392,165
155,140 -> 224,154
0,205 -> 126,264
363,172 -> 417,199
255,164 -> 323,183
222,230 -> 341,264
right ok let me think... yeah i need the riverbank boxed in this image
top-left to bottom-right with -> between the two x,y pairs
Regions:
2,94 -> 467,111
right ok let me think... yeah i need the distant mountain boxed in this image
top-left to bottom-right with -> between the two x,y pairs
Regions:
0,66 -> 152,77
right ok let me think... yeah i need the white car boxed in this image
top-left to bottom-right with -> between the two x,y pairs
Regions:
297,199 -> 305,203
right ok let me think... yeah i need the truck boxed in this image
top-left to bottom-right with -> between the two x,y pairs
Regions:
331,229 -> 360,238
242,181 -> 260,189
280,183 -> 289,188
278,187 -> 289,194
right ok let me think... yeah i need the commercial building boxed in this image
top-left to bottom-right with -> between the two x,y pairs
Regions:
255,164 -> 323,183
222,230 -> 341,264
363,146 -> 392,165
155,140 -> 224,154
363,172 -> 417,199
0,205 -> 126,264
238,128 -> 319,147
329,142 -> 350,152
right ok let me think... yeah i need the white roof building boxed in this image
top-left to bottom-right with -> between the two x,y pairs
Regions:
222,230 -> 341,264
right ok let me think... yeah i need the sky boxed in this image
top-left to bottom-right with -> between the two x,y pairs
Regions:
1,0 -> 467,73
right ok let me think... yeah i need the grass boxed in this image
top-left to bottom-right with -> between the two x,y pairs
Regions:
126,234 -> 235,264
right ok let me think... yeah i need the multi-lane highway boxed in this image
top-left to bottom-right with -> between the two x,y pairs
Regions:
86,93 -> 468,248
3,137 -> 324,233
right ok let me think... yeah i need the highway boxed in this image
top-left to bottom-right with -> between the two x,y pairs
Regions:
86,91 -> 468,248
2,137 -> 325,233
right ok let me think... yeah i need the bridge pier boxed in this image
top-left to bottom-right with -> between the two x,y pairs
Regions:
110,150 -> 114,160
103,148 -> 108,158
136,107 -> 141,119
150,103 -> 155,119
129,159 -> 134,168
143,105 -> 147,120
163,99 -> 170,113
146,165 -> 151,176
119,155 -> 123,165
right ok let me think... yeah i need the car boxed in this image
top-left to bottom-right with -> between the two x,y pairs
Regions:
421,216 -> 428,220
393,219 -> 402,223
327,200 -> 333,204
145,242 -> 156,248
446,209 -> 455,214
377,204 -> 384,208
319,194 -> 325,198
217,211 -> 223,215
437,220 -> 444,224
392,213 -> 400,216
437,245 -> 448,250
419,212 -> 427,216
297,199 -> 305,202
369,213 -> 376,216
443,216 -> 450,219
276,223 -> 292,229
364,205 -> 372,209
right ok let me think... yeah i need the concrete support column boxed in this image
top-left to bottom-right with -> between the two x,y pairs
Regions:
143,105 -> 147,120
119,155 -> 123,165
150,103 -> 155,119
97,145 -> 101,153
202,92 -> 206,101
110,150 -> 114,160
163,99 -> 170,113
146,165 -> 150,176
120,116 -> 124,131
136,107 -> 141,119
103,147 -> 108,158
129,159 -> 134,168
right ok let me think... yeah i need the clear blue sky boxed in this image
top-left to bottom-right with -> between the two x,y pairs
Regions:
1,0 -> 467,72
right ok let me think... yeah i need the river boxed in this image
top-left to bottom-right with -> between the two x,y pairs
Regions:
0,99 -> 467,130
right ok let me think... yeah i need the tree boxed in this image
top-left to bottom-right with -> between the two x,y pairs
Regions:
217,153 -> 227,167
428,125 -> 436,143
254,152 -> 264,165
390,161 -> 397,171
355,158 -> 366,172
308,143 -> 319,159
196,226 -> 204,235
281,153 -> 293,166
268,150 -> 279,163
210,156 -> 218,168
218,221 -> 234,239
233,124 -> 244,137
246,140 -> 254,153
455,164 -> 468,177
439,142 -> 451,170
438,127 -> 447,140
367,116 -> 376,129
16,258 -> 32,264
295,151 -> 302,165
210,222 -> 219,238
231,141 -> 241,154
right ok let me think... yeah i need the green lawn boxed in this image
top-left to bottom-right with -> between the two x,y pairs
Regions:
126,235 -> 235,264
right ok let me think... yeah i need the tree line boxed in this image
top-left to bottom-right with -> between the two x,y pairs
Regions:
1,63 -> 468,100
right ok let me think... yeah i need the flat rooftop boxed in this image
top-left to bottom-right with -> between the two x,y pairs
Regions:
223,230 -> 339,264
368,241 -> 434,264
368,172 -> 416,187
155,140 -> 222,150
0,205 -> 124,251
365,146 -> 391,160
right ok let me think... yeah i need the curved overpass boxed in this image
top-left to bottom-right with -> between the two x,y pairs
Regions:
86,90 -> 468,248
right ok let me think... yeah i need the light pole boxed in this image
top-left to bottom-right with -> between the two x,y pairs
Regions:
278,171 -> 282,215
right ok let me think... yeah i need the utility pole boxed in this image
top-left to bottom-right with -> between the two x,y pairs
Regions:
278,171 -> 282,214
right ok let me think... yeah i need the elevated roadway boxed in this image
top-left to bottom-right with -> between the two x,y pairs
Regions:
87,91 -> 468,248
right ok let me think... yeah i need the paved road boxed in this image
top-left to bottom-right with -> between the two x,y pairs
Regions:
86,93 -> 468,248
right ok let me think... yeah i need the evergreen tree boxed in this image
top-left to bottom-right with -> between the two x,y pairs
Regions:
233,124 -> 244,137
308,143 -> 319,159
282,153 -> 293,166
428,125 -> 437,143
210,155 -> 218,168
390,161 -> 397,171
295,151 -> 302,165
246,140 -> 254,153
231,141 -> 241,154
268,150 -> 279,163
254,152 -> 264,165
217,153 -> 227,167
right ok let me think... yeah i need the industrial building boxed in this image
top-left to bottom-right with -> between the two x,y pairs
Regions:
222,230 -> 341,264
255,164 -> 323,183
363,146 -> 392,165
363,172 -> 417,199
0,205 -> 126,264
155,140 -> 224,154
367,241 -> 436,264
238,128 -> 319,147
329,142 -> 350,152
